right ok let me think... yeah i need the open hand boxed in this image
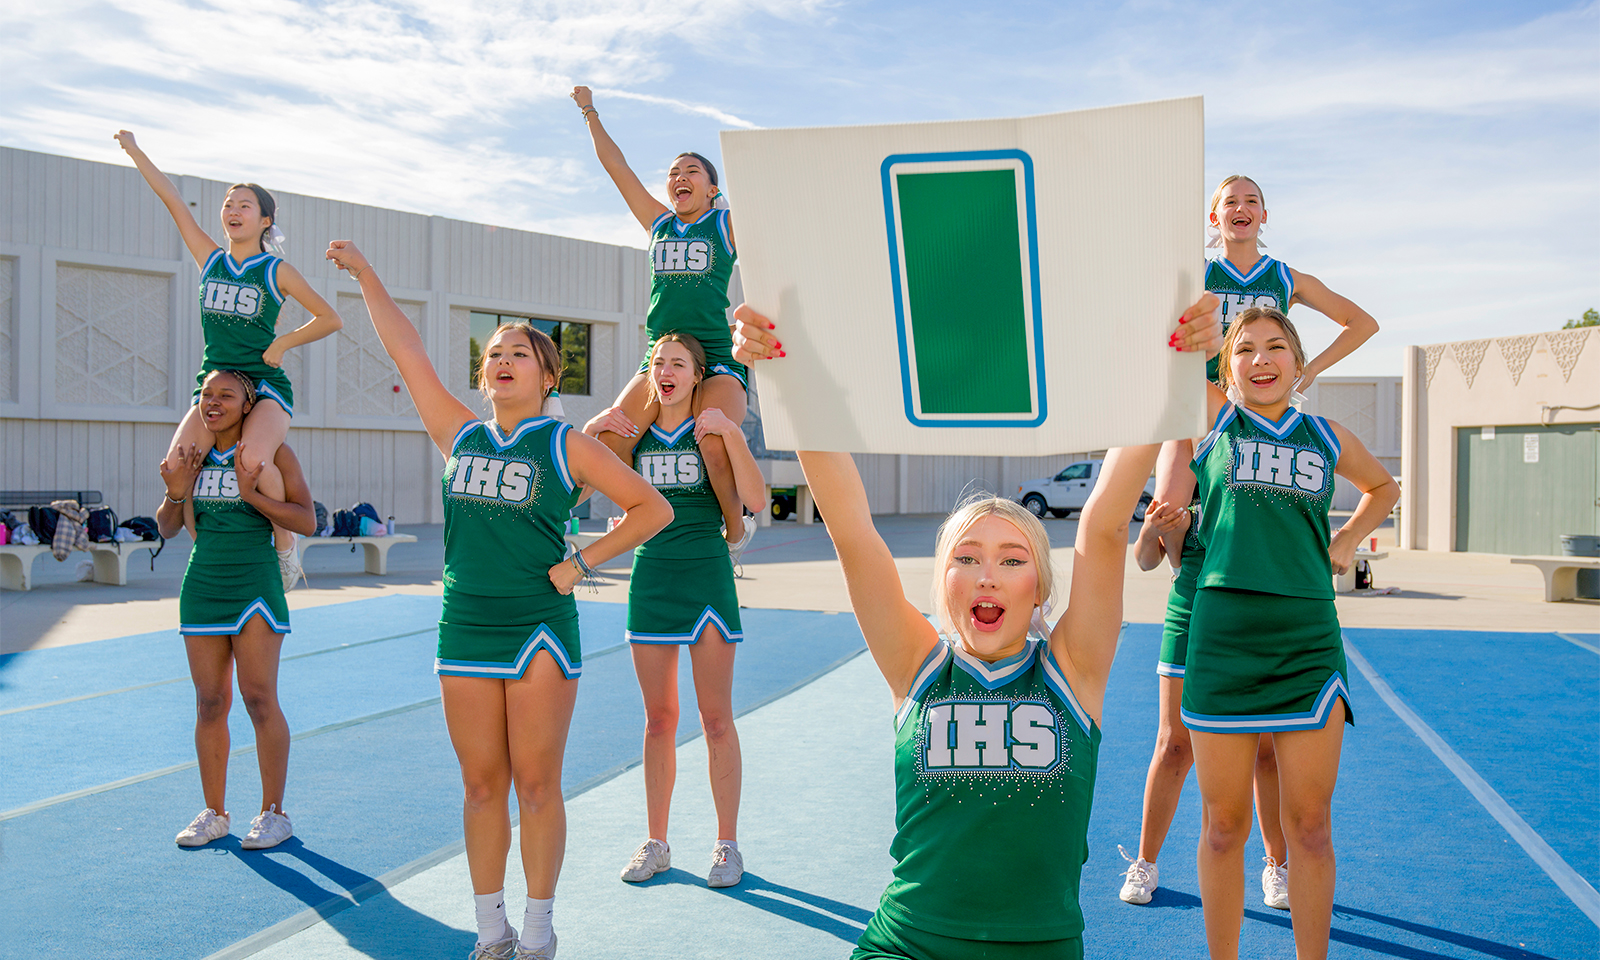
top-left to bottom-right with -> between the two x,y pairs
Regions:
584,406 -> 639,440
693,406 -> 737,443
234,442 -> 265,498
160,443 -> 205,500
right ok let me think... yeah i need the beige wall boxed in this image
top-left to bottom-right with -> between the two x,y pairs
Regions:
0,145 -> 645,523
1400,327 -> 1600,550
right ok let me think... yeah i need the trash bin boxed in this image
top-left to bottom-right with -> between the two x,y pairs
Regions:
1559,534 -> 1600,599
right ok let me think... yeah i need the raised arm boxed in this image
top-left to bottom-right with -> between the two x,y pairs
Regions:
695,408 -> 767,513
325,240 -> 477,455
570,87 -> 670,231
1288,269 -> 1378,390
235,442 -> 317,535
1049,443 -> 1161,723
262,264 -> 343,368
114,131 -> 218,268
1326,422 -> 1399,575
799,450 -> 940,703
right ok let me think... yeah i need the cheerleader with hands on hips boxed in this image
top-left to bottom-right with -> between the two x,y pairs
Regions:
1183,306 -> 1397,960
584,332 -> 768,890
325,239 -> 672,960
732,297 -> 1223,960
570,86 -> 754,557
116,130 -> 342,589
157,369 -> 318,852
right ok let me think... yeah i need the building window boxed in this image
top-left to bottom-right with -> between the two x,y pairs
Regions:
469,311 -> 590,396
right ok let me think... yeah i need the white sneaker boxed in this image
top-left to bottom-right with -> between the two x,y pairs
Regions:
1262,856 -> 1290,909
278,544 -> 305,592
620,838 -> 670,882
1117,844 -> 1158,904
175,808 -> 230,847
728,515 -> 756,559
707,842 -> 743,888
468,925 -> 518,960
241,804 -> 293,849
512,933 -> 557,960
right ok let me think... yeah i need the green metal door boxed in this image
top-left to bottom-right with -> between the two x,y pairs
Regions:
1455,423 -> 1599,554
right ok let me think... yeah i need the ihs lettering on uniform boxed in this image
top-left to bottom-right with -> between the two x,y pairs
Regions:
449,455 -> 536,503
652,238 -> 714,274
921,699 -> 1061,773
191,465 -> 241,500
1230,440 -> 1328,495
639,451 -> 703,488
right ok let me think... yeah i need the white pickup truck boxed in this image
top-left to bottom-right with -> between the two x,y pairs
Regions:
1015,460 -> 1155,521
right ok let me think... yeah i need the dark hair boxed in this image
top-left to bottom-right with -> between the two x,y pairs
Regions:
226,183 -> 277,251
204,368 -> 257,407
674,152 -> 718,186
477,322 -> 564,413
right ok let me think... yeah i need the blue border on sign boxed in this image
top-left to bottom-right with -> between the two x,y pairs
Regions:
879,149 -> 1047,429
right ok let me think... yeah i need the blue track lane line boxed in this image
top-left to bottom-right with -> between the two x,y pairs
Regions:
1556,632 -> 1599,655
1345,636 -> 1600,927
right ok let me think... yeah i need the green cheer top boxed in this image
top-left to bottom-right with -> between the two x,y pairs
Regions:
1191,402 -> 1341,600
631,417 -> 724,561
441,417 -> 580,598
1203,255 -> 1294,383
877,637 -> 1100,942
647,209 -> 736,349
196,249 -> 292,404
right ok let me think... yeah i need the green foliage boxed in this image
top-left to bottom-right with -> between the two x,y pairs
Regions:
1563,308 -> 1599,329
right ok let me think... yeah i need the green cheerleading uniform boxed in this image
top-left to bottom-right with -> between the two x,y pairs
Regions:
640,209 -> 746,387
625,417 -> 741,644
1156,503 -> 1204,679
435,417 -> 583,679
1182,403 -> 1352,734
179,444 -> 289,636
193,249 -> 295,414
853,638 -> 1099,960
1203,255 -> 1295,383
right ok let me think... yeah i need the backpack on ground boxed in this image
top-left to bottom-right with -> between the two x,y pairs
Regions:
87,506 -> 119,542
28,506 -> 59,543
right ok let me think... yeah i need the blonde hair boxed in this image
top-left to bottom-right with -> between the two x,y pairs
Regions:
477,321 -> 563,412
930,494 -> 1056,637
645,332 -> 707,407
1217,306 -> 1307,397
1209,174 -> 1265,217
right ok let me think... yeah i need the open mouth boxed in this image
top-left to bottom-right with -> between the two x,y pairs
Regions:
658,380 -> 676,398
1250,373 -> 1278,387
495,370 -> 513,384
972,601 -> 1004,626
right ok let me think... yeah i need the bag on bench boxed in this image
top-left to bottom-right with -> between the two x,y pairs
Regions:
117,516 -> 166,569
29,506 -> 59,543
87,506 -> 119,543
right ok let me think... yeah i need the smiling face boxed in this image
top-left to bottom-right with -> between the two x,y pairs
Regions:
941,513 -> 1043,660
480,327 -> 555,408
666,154 -> 717,219
198,371 -> 253,436
220,186 -> 271,251
1209,176 -> 1265,245
1227,316 -> 1303,409
650,339 -> 701,410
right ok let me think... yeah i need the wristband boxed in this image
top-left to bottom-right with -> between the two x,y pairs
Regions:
570,549 -> 597,578
165,493 -> 186,504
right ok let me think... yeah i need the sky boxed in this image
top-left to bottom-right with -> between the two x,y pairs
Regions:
2,0 -> 1596,375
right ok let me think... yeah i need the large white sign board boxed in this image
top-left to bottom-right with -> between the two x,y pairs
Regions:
721,96 -> 1205,456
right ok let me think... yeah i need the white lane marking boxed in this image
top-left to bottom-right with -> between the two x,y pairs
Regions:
1345,637 -> 1600,926
1556,632 -> 1600,655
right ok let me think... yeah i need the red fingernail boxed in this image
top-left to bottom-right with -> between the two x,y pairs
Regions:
1179,315 -> 1188,324
779,350 -> 786,357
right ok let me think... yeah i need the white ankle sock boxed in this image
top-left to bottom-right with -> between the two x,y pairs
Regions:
717,838 -> 738,851
521,896 -> 554,948
473,890 -> 508,945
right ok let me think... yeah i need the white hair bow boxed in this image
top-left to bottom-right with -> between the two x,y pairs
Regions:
1030,598 -> 1054,639
266,224 -> 287,252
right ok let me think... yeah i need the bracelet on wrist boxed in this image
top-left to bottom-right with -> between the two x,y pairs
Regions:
165,493 -> 186,505
570,549 -> 597,578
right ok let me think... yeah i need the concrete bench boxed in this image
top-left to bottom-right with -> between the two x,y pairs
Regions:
1334,549 -> 1388,593
295,533 -> 417,576
0,541 -> 161,590
1510,555 -> 1600,602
